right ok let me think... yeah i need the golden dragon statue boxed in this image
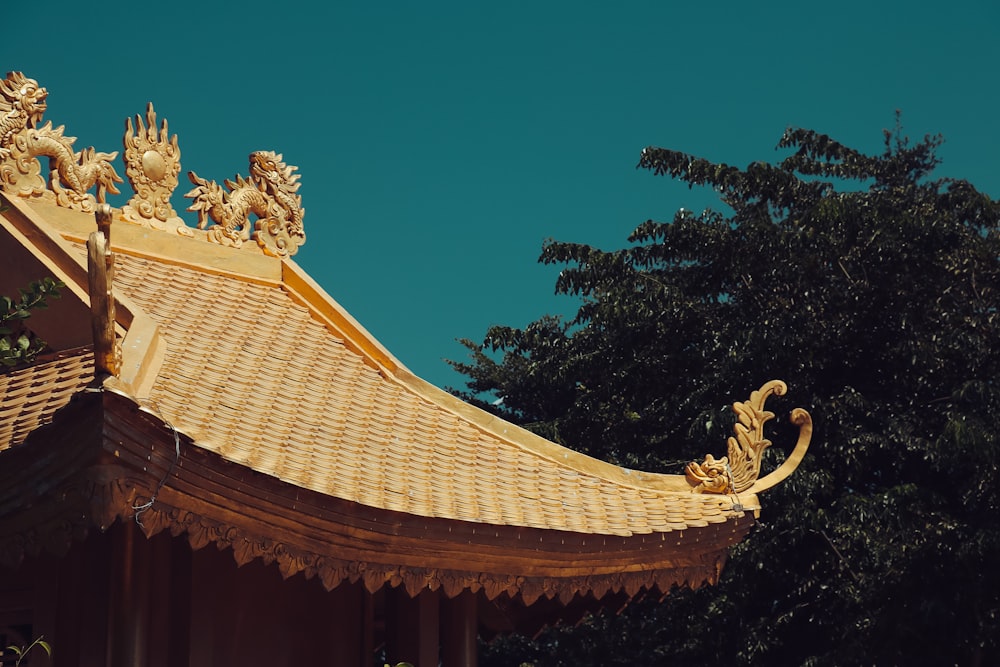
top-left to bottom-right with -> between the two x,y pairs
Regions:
186,151 -> 305,257
0,71 -> 122,212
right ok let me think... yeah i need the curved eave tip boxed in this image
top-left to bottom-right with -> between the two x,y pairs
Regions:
747,407 -> 813,495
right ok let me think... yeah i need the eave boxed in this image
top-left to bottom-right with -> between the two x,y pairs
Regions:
0,386 -> 752,607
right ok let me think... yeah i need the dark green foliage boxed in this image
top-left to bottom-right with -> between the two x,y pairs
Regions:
0,277 -> 63,368
455,122 -> 1000,665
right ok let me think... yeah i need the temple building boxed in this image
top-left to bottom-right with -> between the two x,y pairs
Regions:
0,72 -> 811,666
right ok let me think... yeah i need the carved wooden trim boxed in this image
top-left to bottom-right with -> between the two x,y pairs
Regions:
1,465 -> 733,607
128,497 -> 729,606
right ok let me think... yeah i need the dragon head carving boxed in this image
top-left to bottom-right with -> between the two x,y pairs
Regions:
687,381 -> 812,498
249,151 -> 301,200
0,72 -> 47,128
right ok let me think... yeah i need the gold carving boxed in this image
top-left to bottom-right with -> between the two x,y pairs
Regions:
121,103 -> 191,236
1,74 -> 309,252
0,72 -> 46,159
186,151 -> 305,257
687,380 -> 811,495
685,453 -> 732,494
88,205 -> 122,377
0,72 -> 122,212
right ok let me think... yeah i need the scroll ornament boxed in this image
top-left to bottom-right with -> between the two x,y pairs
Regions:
686,380 -> 812,495
0,72 -> 122,212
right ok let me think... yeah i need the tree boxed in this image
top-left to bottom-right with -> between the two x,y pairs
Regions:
453,121 -> 1000,666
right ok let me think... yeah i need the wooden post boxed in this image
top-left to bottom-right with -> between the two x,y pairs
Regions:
361,586 -> 376,666
385,587 -> 439,667
107,521 -> 151,667
88,204 -> 119,377
441,590 -> 478,667
322,581 -> 370,666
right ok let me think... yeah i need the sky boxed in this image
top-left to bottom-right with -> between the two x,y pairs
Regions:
5,1 -> 998,390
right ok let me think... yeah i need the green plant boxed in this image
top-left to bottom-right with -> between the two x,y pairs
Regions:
4,635 -> 51,666
0,277 -> 63,368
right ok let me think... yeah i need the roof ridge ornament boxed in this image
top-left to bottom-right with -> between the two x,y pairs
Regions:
1,73 -> 307,257
121,103 -> 191,237
186,151 -> 306,257
0,71 -> 123,212
686,380 -> 812,495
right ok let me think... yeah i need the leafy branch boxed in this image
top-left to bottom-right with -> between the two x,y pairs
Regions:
4,636 -> 51,666
0,277 -> 64,368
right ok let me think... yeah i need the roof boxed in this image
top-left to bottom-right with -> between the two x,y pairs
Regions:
0,347 -> 93,450
0,72 -> 811,610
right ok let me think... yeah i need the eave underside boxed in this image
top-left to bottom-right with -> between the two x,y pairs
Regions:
0,390 -> 753,608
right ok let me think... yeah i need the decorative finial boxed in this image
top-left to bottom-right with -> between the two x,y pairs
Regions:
88,204 -> 121,378
121,102 -> 191,236
686,381 -> 811,496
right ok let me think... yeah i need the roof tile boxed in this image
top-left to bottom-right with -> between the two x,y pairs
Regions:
103,251 -> 741,537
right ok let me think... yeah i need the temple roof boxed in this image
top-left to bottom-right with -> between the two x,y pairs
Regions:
0,72 -> 811,610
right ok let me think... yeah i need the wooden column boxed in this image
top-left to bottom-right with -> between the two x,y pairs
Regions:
385,587 -> 439,667
324,581 -> 371,666
441,590 -> 478,667
107,522 -> 151,667
361,586 -> 376,665
146,533 -> 191,667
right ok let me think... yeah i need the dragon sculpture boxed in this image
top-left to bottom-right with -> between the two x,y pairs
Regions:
186,151 -> 305,257
686,380 -> 812,497
0,72 -> 122,212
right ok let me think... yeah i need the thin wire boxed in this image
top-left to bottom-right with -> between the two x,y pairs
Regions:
132,398 -> 181,528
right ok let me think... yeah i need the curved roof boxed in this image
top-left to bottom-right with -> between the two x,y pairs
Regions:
109,251 -> 734,536
0,189 -> 810,606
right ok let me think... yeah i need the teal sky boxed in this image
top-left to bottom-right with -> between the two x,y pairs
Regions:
5,1 -> 998,390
